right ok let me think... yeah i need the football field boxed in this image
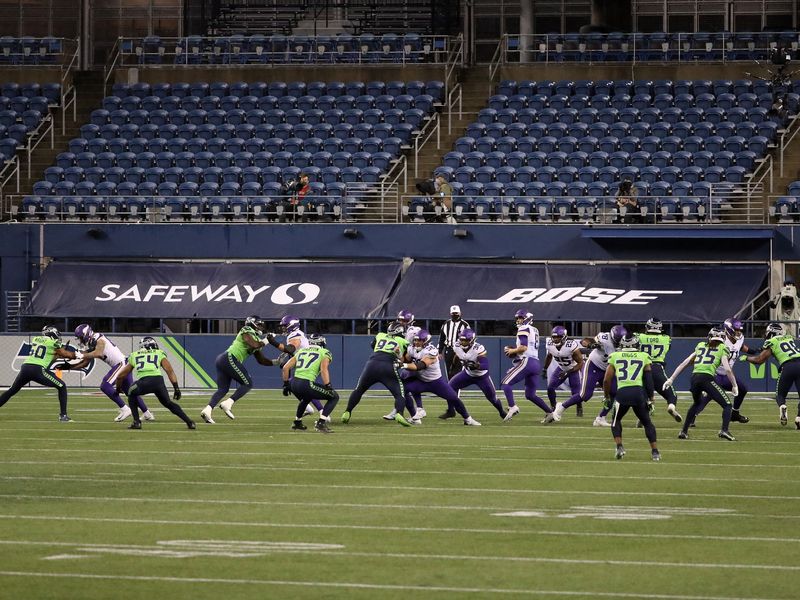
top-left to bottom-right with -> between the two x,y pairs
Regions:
0,389 -> 798,600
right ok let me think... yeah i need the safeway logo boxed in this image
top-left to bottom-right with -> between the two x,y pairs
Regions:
467,287 -> 683,305
95,283 -> 320,305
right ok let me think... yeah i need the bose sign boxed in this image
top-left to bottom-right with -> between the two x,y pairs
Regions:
94,283 -> 321,305
468,287 -> 682,305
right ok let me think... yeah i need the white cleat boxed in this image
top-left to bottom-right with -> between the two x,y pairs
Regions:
780,404 -> 788,426
541,412 -> 556,424
200,405 -> 216,424
382,409 -> 398,421
667,404 -> 683,423
415,408 -> 427,419
142,410 -> 155,421
464,416 -> 482,426
551,402 -> 564,422
219,398 -> 236,420
593,416 -> 612,427
114,405 -> 132,422
409,417 -> 423,426
304,404 -> 316,416
502,405 -> 520,422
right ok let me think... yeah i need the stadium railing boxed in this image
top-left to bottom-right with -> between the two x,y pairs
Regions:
414,110 -> 440,178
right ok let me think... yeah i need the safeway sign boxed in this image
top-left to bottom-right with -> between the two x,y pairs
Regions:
28,261 -> 401,319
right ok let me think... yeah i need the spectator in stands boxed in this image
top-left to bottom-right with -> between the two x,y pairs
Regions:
281,172 -> 311,222
770,277 -> 800,334
616,179 -> 641,224
414,173 -> 454,223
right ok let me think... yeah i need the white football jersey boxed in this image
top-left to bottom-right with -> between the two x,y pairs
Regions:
405,325 -> 421,344
454,342 -> 488,377
91,333 -> 126,368
287,329 -> 309,349
588,332 -> 617,369
717,336 -> 744,375
514,324 -> 540,360
408,343 -> 442,382
546,337 -> 580,371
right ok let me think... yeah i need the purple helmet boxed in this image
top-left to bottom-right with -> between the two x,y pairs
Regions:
458,328 -> 476,349
514,309 -> 533,325
74,323 -> 94,345
610,325 -> 627,345
397,310 -> 415,326
413,329 -> 431,346
723,318 -> 743,339
550,325 -> 567,346
280,315 -> 300,333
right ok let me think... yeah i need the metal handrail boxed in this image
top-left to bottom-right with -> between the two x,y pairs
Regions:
748,152 -> 774,198
103,38 -> 123,98
446,83 -> 462,135
413,111 -> 440,178
0,156 -> 20,219
778,114 -> 800,178
26,114 -> 54,178
487,35 -> 503,95
443,33 -> 463,102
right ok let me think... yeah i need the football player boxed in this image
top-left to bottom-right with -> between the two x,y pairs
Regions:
69,324 -> 153,422
500,309 -> 552,422
638,318 -> 682,422
116,337 -> 194,430
200,315 -> 274,424
547,325 -> 628,426
396,329 -> 480,426
448,328 -> 506,419
665,327 -> 737,441
542,326 -> 583,413
282,334 -> 338,433
0,326 -> 81,422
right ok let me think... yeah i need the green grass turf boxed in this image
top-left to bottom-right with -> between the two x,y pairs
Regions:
0,388 -> 798,599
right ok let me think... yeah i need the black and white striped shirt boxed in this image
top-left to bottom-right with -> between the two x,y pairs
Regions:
438,318 -> 471,352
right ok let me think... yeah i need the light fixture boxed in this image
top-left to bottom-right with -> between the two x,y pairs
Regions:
343,228 -> 359,239
453,228 -> 468,239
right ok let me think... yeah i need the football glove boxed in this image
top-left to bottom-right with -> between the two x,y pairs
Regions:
282,381 -> 292,396
73,350 -> 83,360
662,377 -> 673,391
738,354 -> 749,362
731,385 -> 739,398
647,401 -> 655,415
172,383 -> 181,401
322,382 -> 334,391
602,396 -> 613,410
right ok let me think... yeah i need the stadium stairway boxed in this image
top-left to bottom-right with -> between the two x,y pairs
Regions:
405,67 -> 489,197
18,70 -> 105,203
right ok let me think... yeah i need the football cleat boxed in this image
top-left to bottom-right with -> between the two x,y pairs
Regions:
438,409 -> 456,420
58,415 -> 72,422
541,413 -> 556,424
187,421 -> 196,430
341,410 -> 351,424
219,398 -> 236,420
409,417 -> 423,426
615,445 -> 626,460
652,449 -> 661,462
414,408 -> 427,419
667,404 -> 683,423
114,405 -> 132,422
464,416 -> 481,426
795,417 -> 800,430
200,405 -> 215,424
593,416 -> 611,427
128,422 -> 142,430
677,431 -> 688,439
314,419 -> 332,433
382,409 -> 398,421
503,405 -> 520,422
780,404 -> 788,426
142,410 -> 155,421
394,414 -> 412,427
718,430 -> 736,441
291,419 -> 307,431
731,410 -> 749,424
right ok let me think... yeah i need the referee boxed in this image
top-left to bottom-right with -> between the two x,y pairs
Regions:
438,305 -> 471,380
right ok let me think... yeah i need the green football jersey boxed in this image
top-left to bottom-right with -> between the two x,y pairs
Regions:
609,350 -> 652,389
226,325 -> 261,362
764,334 -> 800,366
25,335 -> 62,368
692,342 -> 730,376
638,333 -> 671,363
293,345 -> 332,382
128,348 -> 167,379
372,332 -> 408,357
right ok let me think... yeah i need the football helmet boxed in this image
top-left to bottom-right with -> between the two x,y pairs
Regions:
397,310 -> 415,326
245,315 -> 266,332
308,333 -> 327,348
723,318 -> 744,340
708,327 -> 726,344
550,325 -> 567,347
279,315 -> 300,333
413,329 -> 431,347
764,322 -> 784,339
74,324 -> 94,345
645,317 -> 663,333
610,325 -> 627,345
619,333 -> 640,349
514,309 -> 533,325
139,336 -> 159,350
41,326 -> 60,341
387,322 -> 406,337
459,328 -> 476,350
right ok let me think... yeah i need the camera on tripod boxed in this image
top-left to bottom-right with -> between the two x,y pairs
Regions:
770,46 -> 793,66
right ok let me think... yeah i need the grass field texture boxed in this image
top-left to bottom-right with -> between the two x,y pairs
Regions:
0,388 -> 798,600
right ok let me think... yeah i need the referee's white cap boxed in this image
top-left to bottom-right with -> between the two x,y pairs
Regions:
450,305 -> 461,314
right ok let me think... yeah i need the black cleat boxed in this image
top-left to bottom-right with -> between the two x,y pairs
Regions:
438,410 -> 457,420
731,410 -> 749,424
314,419 -> 333,433
187,421 -> 196,430
677,431 -> 688,440
718,430 -> 736,441
651,449 -> 661,462
615,445 -> 626,460
576,403 -> 583,417
128,422 -> 142,430
291,419 -> 307,431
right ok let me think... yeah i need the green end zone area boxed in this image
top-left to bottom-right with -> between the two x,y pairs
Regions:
0,389 -> 798,599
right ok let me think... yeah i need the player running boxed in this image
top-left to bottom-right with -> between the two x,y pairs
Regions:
542,326 -> 583,414
638,317 -> 682,423
500,309 -> 552,422
448,328 -> 507,420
